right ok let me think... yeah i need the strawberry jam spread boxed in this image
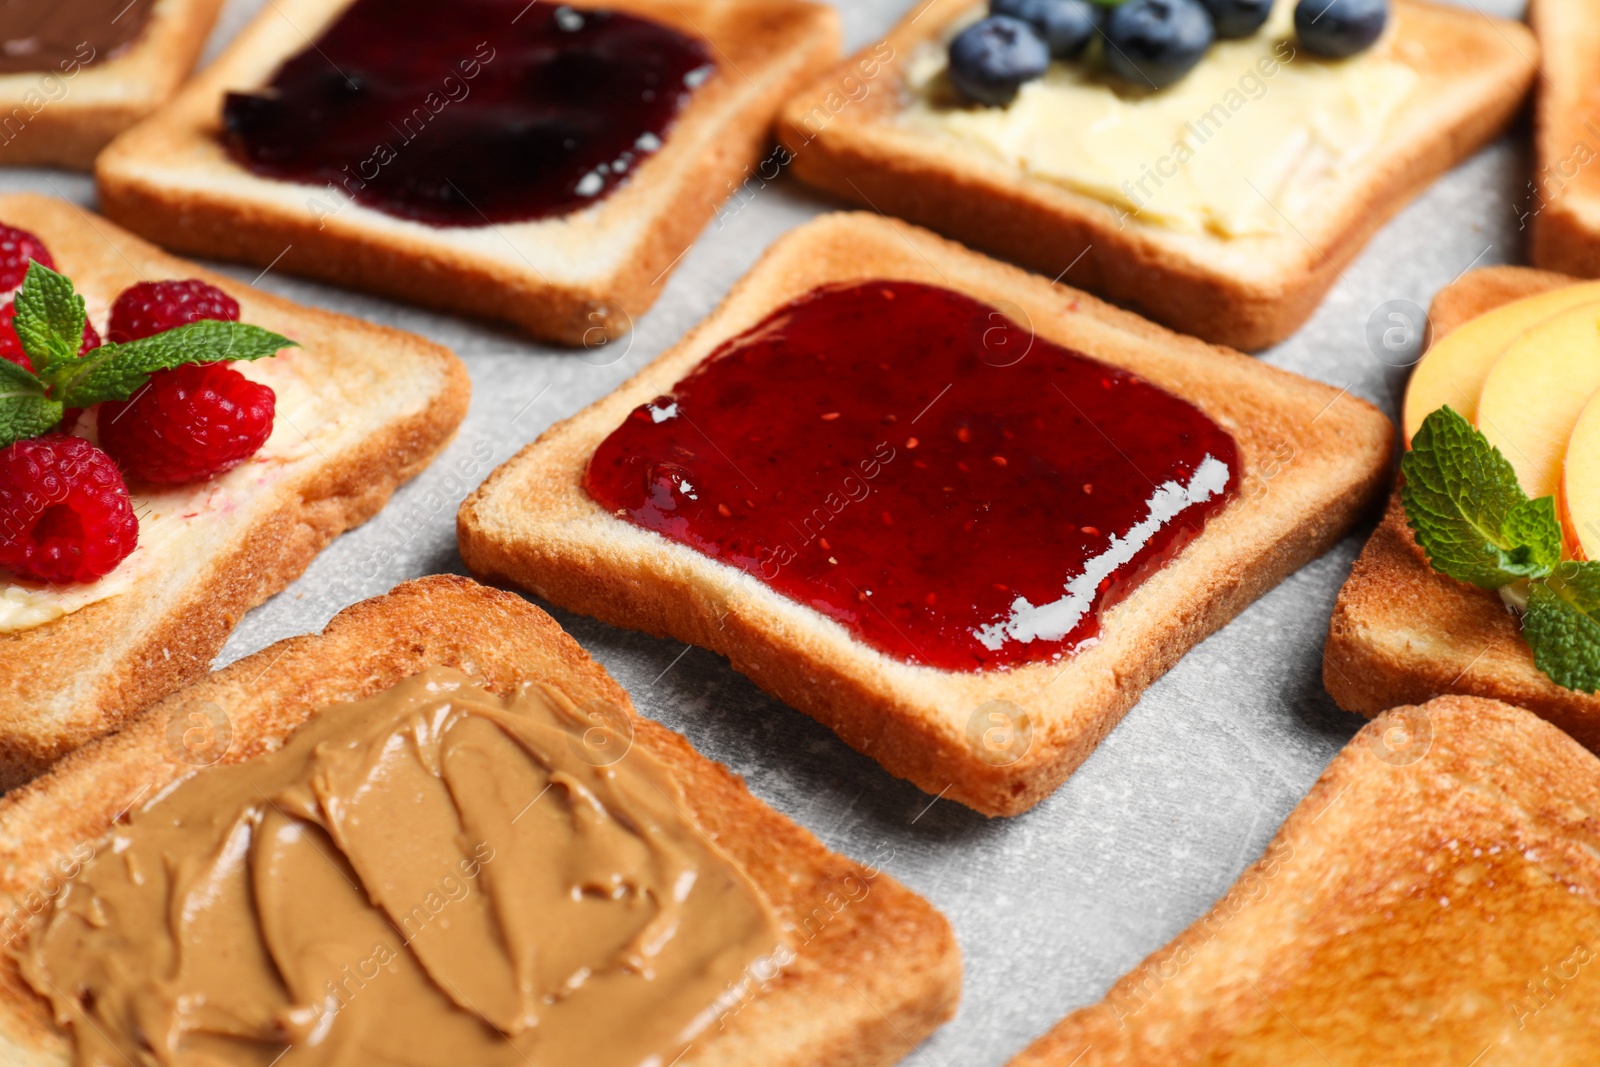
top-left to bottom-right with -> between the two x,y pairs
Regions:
585,281 -> 1241,671
221,0 -> 714,226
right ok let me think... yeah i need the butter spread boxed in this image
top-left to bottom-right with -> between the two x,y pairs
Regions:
899,1 -> 1419,237
0,350 -> 336,635
16,668 -> 783,1066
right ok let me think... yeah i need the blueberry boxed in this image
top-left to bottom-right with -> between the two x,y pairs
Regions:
947,15 -> 1052,106
1198,0 -> 1272,38
1294,0 -> 1388,58
1103,0 -> 1215,89
991,0 -> 1099,59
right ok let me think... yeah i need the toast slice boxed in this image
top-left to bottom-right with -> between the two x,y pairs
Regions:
0,193 -> 469,787
776,0 -> 1536,351
1323,264 -> 1600,754
457,211 -> 1393,817
1007,694 -> 1600,1065
1529,0 -> 1600,276
93,0 -> 840,345
0,574 -> 962,1067
0,0 -> 223,169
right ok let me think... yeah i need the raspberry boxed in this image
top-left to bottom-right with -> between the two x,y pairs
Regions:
0,225 -> 54,291
107,279 -> 239,343
98,363 -> 276,484
0,299 -> 102,374
0,435 -> 137,584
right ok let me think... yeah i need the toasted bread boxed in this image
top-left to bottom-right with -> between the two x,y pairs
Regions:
0,0 -> 224,170
0,574 -> 961,1067
92,0 -> 840,345
0,193 -> 469,787
457,211 -> 1393,817
1324,264 -> 1600,753
776,0 -> 1536,351
1008,695 -> 1600,1065
1529,0 -> 1600,276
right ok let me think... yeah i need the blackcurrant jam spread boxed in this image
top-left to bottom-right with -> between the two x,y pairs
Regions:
585,281 -> 1241,672
221,0 -> 714,227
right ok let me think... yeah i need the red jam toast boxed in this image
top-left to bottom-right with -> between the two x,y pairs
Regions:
458,212 -> 1392,816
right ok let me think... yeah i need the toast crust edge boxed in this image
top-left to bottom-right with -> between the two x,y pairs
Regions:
1006,695 -> 1600,1064
777,0 -> 1537,351
94,0 -> 842,344
0,193 -> 471,785
1322,263 -> 1600,752
458,211 -> 1394,817
0,575 -> 962,1067
0,0 -> 224,169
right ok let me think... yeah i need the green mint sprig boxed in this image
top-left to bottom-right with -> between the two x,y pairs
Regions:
1402,405 -> 1600,693
0,262 -> 295,448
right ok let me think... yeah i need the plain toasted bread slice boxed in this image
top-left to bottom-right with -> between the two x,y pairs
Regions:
0,0 -> 223,169
93,0 -> 840,345
0,575 -> 962,1067
1323,264 -> 1600,753
776,0 -> 1536,351
1008,694 -> 1600,1065
0,193 -> 469,787
457,211 -> 1393,817
1529,0 -> 1600,276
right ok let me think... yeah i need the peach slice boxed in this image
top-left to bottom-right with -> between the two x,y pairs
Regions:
1477,301 -> 1600,502
1404,282 -> 1600,444
1564,393 -> 1600,558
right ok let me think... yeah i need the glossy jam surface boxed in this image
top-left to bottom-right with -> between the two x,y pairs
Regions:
222,0 -> 714,226
585,282 -> 1241,671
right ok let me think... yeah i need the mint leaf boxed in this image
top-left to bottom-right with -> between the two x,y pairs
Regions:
0,357 -> 44,397
1524,565 -> 1600,693
0,358 -> 59,447
0,395 -> 63,449
50,321 -> 294,407
1504,496 -> 1564,576
11,263 -> 85,371
1400,405 -> 1562,589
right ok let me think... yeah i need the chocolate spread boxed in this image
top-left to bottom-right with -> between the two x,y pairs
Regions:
16,668 -> 782,1066
0,0 -> 154,75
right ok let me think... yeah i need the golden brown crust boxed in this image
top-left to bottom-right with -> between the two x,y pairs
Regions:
0,194 -> 470,786
0,575 -> 962,1067
777,0 -> 1537,351
94,0 -> 841,345
1008,695 -> 1600,1064
1529,0 -> 1600,276
457,211 -> 1393,817
0,0 -> 223,170
1324,264 -> 1600,752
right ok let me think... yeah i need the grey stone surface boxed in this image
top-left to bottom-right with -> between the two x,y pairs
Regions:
0,0 -> 1532,1060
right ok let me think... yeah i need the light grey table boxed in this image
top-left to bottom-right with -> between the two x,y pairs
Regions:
3,0 -> 1533,1061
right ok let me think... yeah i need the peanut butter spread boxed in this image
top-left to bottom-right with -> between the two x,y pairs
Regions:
16,668 -> 783,1066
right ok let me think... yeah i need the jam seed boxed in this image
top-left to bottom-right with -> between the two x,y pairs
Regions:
956,426 -> 971,443
906,436 -> 919,449
819,538 -> 831,551
820,412 -> 841,421
880,510 -> 894,526
717,503 -> 732,517
925,592 -> 936,605
991,455 -> 1007,467
1082,483 -> 1094,494
1083,526 -> 1100,537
